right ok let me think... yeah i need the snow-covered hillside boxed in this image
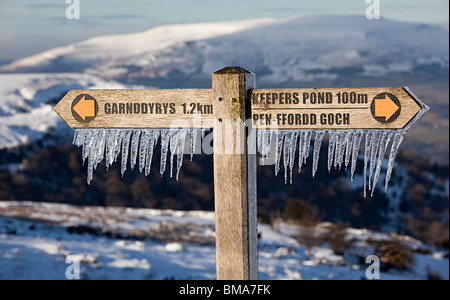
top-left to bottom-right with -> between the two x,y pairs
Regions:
1,16 -> 448,85
0,74 -> 142,149
0,19 -> 276,74
0,201 -> 447,280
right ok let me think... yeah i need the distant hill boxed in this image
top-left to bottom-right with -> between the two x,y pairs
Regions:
1,16 -> 448,87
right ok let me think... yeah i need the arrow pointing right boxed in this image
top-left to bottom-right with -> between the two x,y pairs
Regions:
375,94 -> 400,121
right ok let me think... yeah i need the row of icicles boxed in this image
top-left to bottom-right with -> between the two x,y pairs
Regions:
73,128 -> 405,197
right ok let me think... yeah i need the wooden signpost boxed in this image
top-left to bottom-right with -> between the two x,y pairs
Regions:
54,66 -> 428,280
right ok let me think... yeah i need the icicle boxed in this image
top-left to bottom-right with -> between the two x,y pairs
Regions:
85,132 -> 97,182
335,131 -> 348,170
283,132 -> 293,184
82,129 -> 96,165
130,129 -> 141,170
302,131 -> 312,164
75,126 -> 408,195
73,129 -> 85,146
368,132 -> 381,192
258,130 -> 270,163
327,131 -> 337,172
344,131 -> 354,169
159,130 -> 170,175
73,129 -> 86,164
337,131 -> 348,169
139,130 -> 151,173
105,129 -> 118,170
145,130 -> 159,176
333,132 -> 341,169
363,132 -> 372,198
75,127 -> 201,184
385,131 -> 405,192
263,130 -> 272,161
73,130 -> 80,145
109,129 -> 121,164
94,129 -> 106,167
113,130 -> 125,163
86,129 -> 106,185
121,130 -> 132,176
257,130 -> 262,154
298,131 -> 305,173
288,131 -> 299,184
371,131 -> 393,197
190,129 -> 198,161
275,131 -> 286,176
169,130 -> 180,177
252,127 -> 407,196
87,158 -> 94,185
176,130 -> 188,180
258,130 -> 265,162
85,130 -> 98,163
312,131 -> 325,178
104,129 -> 112,169
350,131 -> 363,181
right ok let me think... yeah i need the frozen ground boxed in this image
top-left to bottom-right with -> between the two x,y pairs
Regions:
0,201 -> 447,280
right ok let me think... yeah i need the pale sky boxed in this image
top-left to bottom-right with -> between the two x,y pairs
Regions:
0,0 -> 448,62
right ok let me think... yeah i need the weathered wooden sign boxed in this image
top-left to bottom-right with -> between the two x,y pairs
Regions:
251,87 -> 422,129
54,89 -> 214,128
53,67 -> 429,281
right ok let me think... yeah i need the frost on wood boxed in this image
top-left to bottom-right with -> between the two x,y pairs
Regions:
256,129 -> 406,197
73,129 -> 203,184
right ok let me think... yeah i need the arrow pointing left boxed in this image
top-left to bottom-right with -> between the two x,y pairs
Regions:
74,95 -> 96,120
70,94 -> 98,123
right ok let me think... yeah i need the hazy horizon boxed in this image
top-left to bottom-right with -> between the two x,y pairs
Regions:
1,0 -> 449,63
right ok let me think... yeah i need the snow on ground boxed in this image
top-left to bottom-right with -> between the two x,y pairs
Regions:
0,201 -> 447,280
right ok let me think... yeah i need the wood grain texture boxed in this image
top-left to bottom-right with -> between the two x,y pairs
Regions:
251,87 -> 423,129
245,71 -> 259,281
53,89 -> 214,129
213,67 -> 254,280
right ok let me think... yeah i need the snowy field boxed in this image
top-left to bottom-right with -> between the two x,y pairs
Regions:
0,201 -> 447,280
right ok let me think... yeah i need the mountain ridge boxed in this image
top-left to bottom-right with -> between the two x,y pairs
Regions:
1,16 -> 448,86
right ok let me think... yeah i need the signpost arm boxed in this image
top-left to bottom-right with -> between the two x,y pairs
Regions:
212,67 -> 258,280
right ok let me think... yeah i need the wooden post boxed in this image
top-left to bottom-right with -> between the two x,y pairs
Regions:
212,67 -> 258,280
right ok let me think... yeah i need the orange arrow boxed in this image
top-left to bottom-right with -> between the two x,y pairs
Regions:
73,96 -> 95,120
375,94 -> 399,120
